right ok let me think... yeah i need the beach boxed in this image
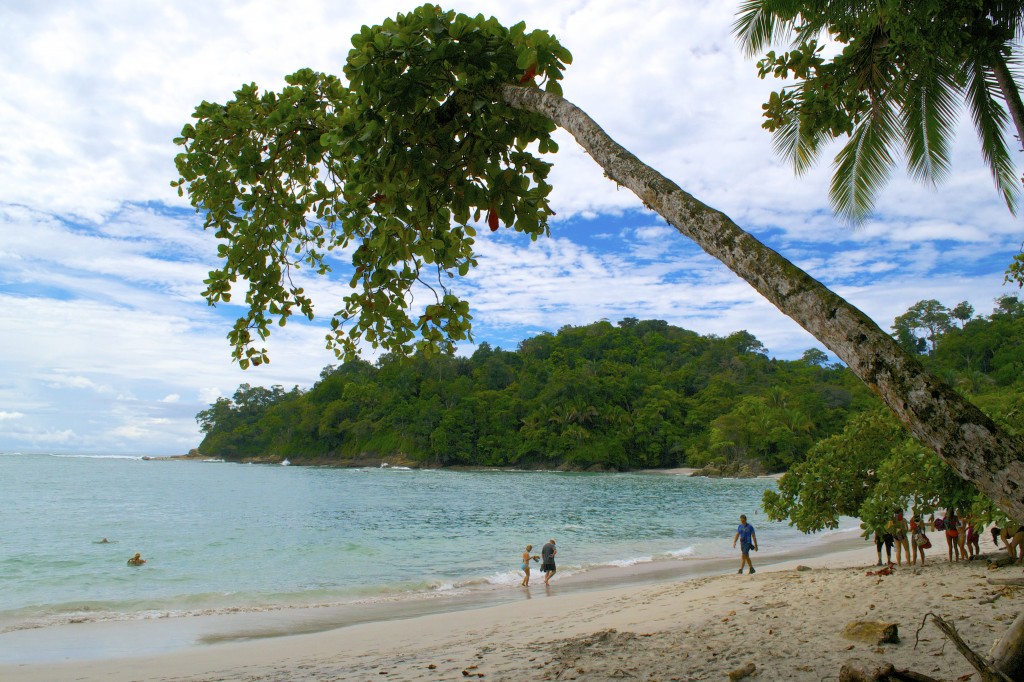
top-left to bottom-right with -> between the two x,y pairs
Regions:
3,538 -> 1021,681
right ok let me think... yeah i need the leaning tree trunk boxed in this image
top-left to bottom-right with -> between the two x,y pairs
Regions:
990,611 -> 1024,681
990,54 -> 1024,153
500,83 -> 1024,521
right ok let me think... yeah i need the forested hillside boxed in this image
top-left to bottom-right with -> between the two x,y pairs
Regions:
195,298 -> 1021,472
196,318 -> 874,470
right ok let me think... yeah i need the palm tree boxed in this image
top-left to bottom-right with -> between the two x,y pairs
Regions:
733,0 -> 1024,222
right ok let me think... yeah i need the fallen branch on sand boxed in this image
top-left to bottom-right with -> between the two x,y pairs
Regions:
840,610 -> 1024,680
913,612 -> 1022,682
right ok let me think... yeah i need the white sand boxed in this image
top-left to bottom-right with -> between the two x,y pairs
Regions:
2,539 -> 1021,681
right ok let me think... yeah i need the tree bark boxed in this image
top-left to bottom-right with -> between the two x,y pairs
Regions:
990,54 -> 1024,152
990,611 -> 1024,680
501,83 -> 1024,521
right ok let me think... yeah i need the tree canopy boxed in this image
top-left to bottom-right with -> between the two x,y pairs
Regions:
173,7 -> 569,366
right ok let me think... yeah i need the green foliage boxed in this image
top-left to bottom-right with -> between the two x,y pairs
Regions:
173,6 -> 572,366
891,299 -> 952,354
766,295 -> 1024,532
195,320 -> 873,470
734,0 -> 1024,223
763,409 -> 905,532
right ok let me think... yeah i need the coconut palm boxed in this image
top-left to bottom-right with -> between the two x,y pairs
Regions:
733,0 -> 1024,223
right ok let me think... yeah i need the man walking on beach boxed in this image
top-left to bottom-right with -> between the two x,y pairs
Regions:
541,538 -> 557,585
732,515 -> 757,574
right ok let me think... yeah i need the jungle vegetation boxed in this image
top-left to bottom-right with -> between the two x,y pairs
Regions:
197,296 -> 1022,478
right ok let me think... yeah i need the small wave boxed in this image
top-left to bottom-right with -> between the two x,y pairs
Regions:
482,570 -> 524,587
667,546 -> 696,558
606,556 -> 654,568
50,453 -> 147,460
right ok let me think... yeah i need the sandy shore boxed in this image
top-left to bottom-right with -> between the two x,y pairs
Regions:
2,539 -> 1021,681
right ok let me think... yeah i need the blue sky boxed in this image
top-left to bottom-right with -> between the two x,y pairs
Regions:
1,0 -> 1021,455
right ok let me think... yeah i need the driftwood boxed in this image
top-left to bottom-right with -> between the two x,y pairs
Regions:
918,612 -> 1017,682
841,612 -> 1024,681
838,661 -> 939,681
989,612 -> 1024,680
986,577 -> 1024,586
988,555 -> 1020,568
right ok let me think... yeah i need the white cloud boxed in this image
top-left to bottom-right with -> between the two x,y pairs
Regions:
1,0 -> 1021,453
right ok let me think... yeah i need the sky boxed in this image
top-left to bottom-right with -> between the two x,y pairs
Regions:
1,1 -> 1021,455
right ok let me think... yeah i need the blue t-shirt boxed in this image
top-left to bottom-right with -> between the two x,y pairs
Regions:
737,523 -> 755,544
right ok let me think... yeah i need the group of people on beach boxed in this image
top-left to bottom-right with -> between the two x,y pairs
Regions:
872,509 -> 1024,566
520,539 -> 557,586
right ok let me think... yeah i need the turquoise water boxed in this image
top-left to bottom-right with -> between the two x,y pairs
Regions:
0,452 -> 850,635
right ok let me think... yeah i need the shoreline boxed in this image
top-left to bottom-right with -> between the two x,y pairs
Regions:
0,531 -> 865,663
155,453 -> 778,479
4,537 -> 1019,681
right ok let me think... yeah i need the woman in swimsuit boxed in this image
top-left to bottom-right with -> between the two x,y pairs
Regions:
520,544 -> 539,587
961,514 -> 978,559
945,510 -> 961,562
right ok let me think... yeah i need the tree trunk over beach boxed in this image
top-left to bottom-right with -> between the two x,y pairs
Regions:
501,83 -> 1024,521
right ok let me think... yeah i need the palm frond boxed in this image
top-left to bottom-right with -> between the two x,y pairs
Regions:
733,0 -> 822,55
902,69 -> 960,186
830,101 -> 900,225
733,0 -> 789,56
771,97 -> 830,176
964,53 -> 1021,214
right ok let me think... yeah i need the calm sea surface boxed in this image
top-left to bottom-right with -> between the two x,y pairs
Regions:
0,452 -> 853,636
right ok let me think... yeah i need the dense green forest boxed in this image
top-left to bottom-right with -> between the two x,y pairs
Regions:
196,297 -> 1023,472
765,295 -> 1024,531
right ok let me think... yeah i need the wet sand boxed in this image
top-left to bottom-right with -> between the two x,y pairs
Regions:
2,535 -> 1020,681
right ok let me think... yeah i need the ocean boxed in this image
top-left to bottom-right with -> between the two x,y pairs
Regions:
0,451 -> 859,660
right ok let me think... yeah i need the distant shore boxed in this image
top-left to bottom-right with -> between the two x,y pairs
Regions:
155,452 -> 776,478
3,532 -> 1018,681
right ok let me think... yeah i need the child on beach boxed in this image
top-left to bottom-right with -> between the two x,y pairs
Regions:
520,545 -> 539,586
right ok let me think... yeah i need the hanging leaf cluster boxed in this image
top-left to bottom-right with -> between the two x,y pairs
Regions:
172,5 -> 572,366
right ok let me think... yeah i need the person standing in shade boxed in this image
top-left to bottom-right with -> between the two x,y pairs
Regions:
733,515 -> 758,574
540,539 -> 557,585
